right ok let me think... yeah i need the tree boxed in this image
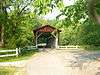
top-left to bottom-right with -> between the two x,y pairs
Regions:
87,0 -> 100,24
0,0 -> 100,48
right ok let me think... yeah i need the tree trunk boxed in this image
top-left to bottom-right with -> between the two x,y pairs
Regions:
88,0 -> 100,24
0,26 -> 4,47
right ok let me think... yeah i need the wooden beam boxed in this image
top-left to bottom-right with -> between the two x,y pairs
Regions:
55,33 -> 58,48
35,32 -> 38,48
37,33 -> 43,39
1,26 -> 4,45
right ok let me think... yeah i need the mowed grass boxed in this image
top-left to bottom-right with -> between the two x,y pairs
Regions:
0,49 -> 39,62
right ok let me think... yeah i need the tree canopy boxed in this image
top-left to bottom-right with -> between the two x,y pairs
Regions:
0,0 -> 100,49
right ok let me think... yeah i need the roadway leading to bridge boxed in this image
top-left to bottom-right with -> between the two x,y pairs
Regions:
26,49 -> 100,75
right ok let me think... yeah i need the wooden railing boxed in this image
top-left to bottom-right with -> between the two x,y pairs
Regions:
0,46 -> 37,57
0,48 -> 20,57
57,45 -> 80,49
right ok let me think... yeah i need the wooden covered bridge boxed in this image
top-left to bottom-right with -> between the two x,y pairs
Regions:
33,25 -> 61,48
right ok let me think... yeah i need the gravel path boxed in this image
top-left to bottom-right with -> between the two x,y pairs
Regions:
26,49 -> 100,75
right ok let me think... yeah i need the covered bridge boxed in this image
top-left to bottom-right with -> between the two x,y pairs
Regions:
33,25 -> 61,48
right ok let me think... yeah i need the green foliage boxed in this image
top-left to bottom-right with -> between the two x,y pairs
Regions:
53,0 -> 100,47
4,14 -> 41,48
33,0 -> 63,15
0,0 -> 100,50
80,45 -> 100,51
0,0 -> 63,48
57,0 -> 88,25
79,22 -> 100,45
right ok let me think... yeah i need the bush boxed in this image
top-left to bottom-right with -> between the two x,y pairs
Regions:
80,45 -> 100,51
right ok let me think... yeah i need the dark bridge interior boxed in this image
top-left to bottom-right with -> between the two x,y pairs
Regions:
37,32 -> 55,48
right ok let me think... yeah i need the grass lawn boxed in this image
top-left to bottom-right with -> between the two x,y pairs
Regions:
0,66 -> 24,75
0,49 -> 39,62
0,66 -> 16,75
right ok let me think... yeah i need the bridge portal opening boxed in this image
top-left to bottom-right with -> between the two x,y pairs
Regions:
33,25 -> 61,48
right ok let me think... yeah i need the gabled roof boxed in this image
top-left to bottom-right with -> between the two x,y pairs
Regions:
33,25 -> 61,33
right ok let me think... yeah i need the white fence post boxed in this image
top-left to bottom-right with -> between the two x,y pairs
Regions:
18,47 -> 21,54
16,48 -> 19,57
0,49 -> 19,57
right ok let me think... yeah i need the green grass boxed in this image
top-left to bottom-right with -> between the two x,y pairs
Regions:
0,66 -> 16,75
0,51 -> 16,55
80,45 -> 100,51
0,66 -> 24,75
0,49 -> 39,62
0,48 -> 12,50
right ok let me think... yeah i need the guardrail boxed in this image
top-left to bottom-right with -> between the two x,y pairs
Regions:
0,48 -> 20,57
57,45 -> 80,49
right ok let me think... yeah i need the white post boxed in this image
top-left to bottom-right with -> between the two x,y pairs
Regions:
19,47 -> 21,54
16,48 -> 19,57
36,37 -> 38,48
35,32 -> 38,48
55,33 -> 58,49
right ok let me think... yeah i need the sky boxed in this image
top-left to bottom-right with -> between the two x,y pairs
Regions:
44,0 -> 75,20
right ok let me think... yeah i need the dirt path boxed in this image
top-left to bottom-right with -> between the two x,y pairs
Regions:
26,49 -> 100,75
26,51 -> 67,75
